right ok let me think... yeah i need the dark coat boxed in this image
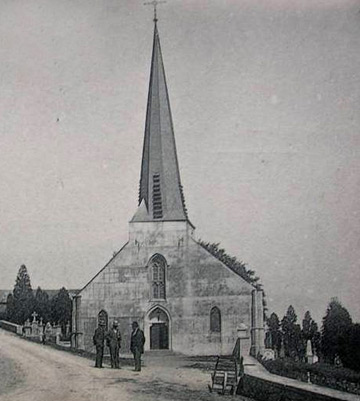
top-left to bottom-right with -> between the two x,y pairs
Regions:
93,326 -> 106,347
106,328 -> 121,349
130,328 -> 145,354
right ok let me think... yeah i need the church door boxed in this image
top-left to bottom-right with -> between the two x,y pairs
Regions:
148,307 -> 170,350
150,323 -> 169,350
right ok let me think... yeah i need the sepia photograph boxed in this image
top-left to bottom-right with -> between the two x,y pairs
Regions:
0,1 -> 359,400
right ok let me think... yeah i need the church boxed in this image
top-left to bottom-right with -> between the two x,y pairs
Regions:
72,16 -> 265,357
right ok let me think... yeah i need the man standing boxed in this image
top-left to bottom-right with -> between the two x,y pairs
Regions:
130,321 -> 145,372
106,321 -> 122,369
93,322 -> 106,368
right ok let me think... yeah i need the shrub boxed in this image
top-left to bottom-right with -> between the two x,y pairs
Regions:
262,358 -> 360,395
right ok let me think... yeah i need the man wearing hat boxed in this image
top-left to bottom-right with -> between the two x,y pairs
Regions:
106,321 -> 122,368
130,321 -> 145,372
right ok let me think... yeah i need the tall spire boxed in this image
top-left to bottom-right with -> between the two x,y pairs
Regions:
132,20 -> 191,225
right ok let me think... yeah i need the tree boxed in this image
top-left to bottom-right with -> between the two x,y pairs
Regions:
321,298 -> 352,364
12,265 -> 35,324
302,311 -> 312,340
339,324 -> 360,371
51,287 -> 72,334
267,312 -> 282,356
198,241 -> 261,287
302,311 -> 320,356
5,293 -> 15,322
310,321 -> 321,356
34,287 -> 51,322
281,306 -> 303,360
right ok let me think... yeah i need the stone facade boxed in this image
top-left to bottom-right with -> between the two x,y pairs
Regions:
73,220 -> 264,356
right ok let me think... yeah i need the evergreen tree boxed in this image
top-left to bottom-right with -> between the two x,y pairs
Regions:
281,305 -> 303,360
321,298 -> 352,364
12,265 -> 35,324
5,293 -> 15,322
310,320 -> 320,355
339,324 -> 360,371
51,287 -> 72,334
302,311 -> 313,340
302,311 -> 320,356
34,287 -> 51,322
267,312 -> 282,356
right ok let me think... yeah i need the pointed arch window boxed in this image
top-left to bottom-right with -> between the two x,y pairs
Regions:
150,255 -> 166,300
210,307 -> 221,333
98,309 -> 108,330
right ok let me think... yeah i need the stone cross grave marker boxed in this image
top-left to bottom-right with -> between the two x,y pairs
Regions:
31,311 -> 38,322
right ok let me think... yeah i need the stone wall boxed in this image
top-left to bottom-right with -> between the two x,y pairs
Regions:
0,320 -> 22,335
238,374 -> 342,401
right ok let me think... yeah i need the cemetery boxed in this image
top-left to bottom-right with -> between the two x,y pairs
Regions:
0,312 -> 71,348
2,312 -> 360,401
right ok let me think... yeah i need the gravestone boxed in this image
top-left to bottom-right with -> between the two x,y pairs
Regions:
23,319 -> 32,337
38,318 -> 44,341
54,325 -> 62,335
31,312 -> 39,337
306,339 -> 314,364
279,340 -> 285,358
334,354 -> 343,367
65,321 -> 70,336
53,325 -> 62,344
262,349 -> 275,361
31,311 -> 38,322
44,322 -> 53,343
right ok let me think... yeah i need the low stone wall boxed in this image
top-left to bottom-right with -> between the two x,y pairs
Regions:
238,374 -> 343,401
0,320 -> 22,335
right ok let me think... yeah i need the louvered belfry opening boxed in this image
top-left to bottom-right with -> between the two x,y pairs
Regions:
152,173 -> 163,219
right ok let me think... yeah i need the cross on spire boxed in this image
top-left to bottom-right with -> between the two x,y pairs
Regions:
144,0 -> 166,22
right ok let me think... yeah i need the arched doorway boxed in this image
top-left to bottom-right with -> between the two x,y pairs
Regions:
145,306 -> 171,350
98,310 -> 108,330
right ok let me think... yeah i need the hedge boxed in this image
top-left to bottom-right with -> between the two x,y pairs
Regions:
262,358 -> 360,395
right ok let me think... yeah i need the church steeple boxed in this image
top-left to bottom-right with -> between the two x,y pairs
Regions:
132,20 -> 191,226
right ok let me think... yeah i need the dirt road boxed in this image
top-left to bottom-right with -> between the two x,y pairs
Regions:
0,330 -> 251,401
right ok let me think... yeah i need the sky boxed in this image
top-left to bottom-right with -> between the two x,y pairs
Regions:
0,0 -> 359,325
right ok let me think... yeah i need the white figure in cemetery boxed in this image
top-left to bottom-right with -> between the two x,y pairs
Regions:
44,322 -> 52,344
